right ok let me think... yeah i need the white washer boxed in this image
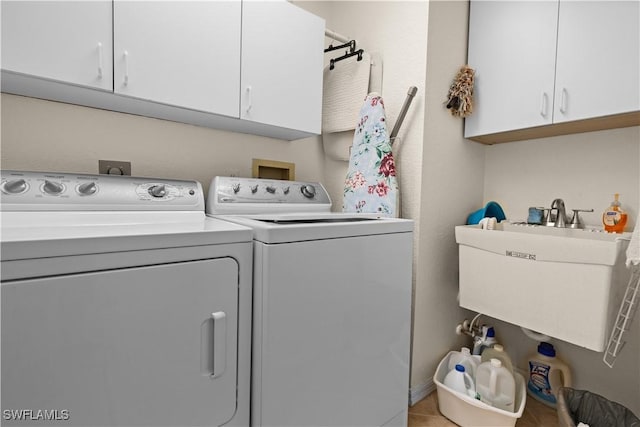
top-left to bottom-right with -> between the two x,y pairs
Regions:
1,170 -> 252,427
207,176 -> 414,427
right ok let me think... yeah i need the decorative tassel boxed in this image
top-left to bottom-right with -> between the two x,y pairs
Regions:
445,65 -> 475,118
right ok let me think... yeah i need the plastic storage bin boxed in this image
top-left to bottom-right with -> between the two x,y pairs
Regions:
556,387 -> 640,427
435,351 -> 526,427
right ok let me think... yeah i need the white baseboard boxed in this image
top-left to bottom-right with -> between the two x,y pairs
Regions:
409,377 -> 436,406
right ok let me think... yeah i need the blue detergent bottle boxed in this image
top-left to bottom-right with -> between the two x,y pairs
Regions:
527,342 -> 572,408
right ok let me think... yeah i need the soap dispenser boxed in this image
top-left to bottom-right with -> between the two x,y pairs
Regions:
602,193 -> 628,233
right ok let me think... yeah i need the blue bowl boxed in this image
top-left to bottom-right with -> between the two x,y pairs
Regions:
466,201 -> 506,225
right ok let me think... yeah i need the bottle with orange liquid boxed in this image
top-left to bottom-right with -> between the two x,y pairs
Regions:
602,193 -> 628,233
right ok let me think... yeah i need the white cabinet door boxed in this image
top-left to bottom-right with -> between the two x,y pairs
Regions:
240,0 -> 324,134
554,1 -> 640,123
2,258 -> 239,427
113,1 -> 241,116
1,1 -> 112,91
465,1 -> 559,138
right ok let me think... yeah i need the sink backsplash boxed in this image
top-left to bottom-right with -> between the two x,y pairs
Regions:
483,126 -> 639,232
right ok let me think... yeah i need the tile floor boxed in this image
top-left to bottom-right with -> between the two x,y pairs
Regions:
408,390 -> 559,427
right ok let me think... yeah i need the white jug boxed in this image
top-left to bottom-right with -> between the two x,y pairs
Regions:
480,344 -> 514,375
476,358 -> 516,412
443,364 -> 476,398
447,347 -> 479,379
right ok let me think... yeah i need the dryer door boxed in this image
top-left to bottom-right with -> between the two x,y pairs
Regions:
2,257 -> 238,426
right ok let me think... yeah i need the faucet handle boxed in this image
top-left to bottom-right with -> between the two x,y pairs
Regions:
569,209 -> 594,229
543,208 -> 556,227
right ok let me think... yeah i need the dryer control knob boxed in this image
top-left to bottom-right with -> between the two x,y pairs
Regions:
148,184 -> 167,198
3,178 -> 28,194
43,180 -> 64,195
300,184 -> 316,199
77,181 -> 98,196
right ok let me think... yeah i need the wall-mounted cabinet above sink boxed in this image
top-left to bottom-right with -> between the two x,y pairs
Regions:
465,0 -> 640,144
455,224 -> 631,351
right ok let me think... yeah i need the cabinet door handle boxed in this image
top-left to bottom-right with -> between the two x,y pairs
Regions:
123,50 -> 129,86
560,88 -> 568,114
245,85 -> 252,113
97,42 -> 103,79
540,92 -> 549,117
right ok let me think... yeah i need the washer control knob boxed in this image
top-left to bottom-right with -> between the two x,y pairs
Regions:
232,183 -> 241,194
43,180 -> 64,195
283,186 -> 290,195
266,185 -> 276,194
148,184 -> 167,198
3,178 -> 28,194
250,184 -> 259,194
77,181 -> 97,196
300,184 -> 316,199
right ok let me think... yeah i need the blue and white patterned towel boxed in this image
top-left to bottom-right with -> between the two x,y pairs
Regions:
342,93 -> 398,217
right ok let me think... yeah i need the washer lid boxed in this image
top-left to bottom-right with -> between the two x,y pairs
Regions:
1,213 -> 252,261
213,213 -> 414,244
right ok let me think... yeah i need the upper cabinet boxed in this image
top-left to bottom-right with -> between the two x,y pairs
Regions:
0,1 -> 325,140
1,1 -> 113,92
465,0 -> 640,144
554,1 -> 639,123
113,1 -> 241,117
240,0 -> 324,135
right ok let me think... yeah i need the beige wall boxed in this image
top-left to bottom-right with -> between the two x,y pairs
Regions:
484,127 -> 639,229
414,0 -> 485,397
296,0 -> 428,222
1,94 -> 326,195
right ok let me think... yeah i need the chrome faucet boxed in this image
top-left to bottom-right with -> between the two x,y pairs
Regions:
550,198 -> 567,228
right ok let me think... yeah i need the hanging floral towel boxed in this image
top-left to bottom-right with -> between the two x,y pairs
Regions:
342,93 -> 399,217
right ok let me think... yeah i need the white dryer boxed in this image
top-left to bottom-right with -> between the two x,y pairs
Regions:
207,176 -> 414,427
1,170 -> 252,427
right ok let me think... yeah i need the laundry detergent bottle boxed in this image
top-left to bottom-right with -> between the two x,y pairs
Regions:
527,342 -> 572,408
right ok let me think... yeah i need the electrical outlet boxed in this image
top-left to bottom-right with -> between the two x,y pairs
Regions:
99,160 -> 131,176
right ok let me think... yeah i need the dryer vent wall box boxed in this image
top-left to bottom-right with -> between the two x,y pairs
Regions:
0,170 -> 253,427
252,158 -> 295,180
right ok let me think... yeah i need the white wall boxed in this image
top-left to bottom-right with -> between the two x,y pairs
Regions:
0,94 -> 326,194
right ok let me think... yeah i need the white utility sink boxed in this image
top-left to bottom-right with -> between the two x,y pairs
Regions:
455,223 -> 631,351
